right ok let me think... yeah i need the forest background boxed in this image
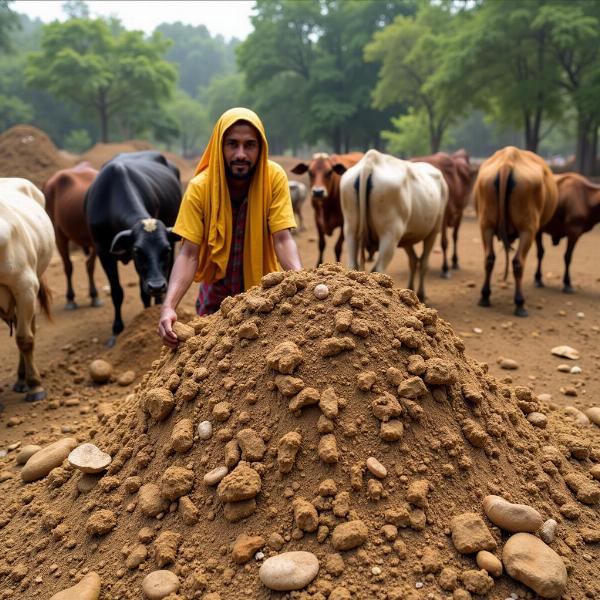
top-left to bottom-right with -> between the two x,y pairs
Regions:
2,0 -> 600,173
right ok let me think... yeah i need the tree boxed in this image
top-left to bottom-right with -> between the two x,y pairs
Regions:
62,0 -> 90,19
26,18 -> 177,142
169,90 -> 210,157
0,0 -> 19,53
0,93 -> 33,129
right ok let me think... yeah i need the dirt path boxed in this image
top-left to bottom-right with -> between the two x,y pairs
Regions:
1,201 -> 599,451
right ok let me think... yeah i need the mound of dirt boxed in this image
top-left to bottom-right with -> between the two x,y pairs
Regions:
0,125 -> 73,189
80,140 -> 155,169
1,265 -> 599,599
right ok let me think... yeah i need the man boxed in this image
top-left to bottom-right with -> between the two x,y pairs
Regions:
158,107 -> 302,347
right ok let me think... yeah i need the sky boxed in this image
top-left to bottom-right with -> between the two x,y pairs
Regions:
12,0 -> 255,40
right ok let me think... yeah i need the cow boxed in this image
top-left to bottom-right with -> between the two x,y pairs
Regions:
43,162 -> 100,310
84,151 -> 182,346
410,149 -> 474,277
474,146 -> 557,316
535,172 -> 600,293
288,180 -> 307,233
340,149 -> 448,301
291,152 -> 363,265
0,178 -> 54,403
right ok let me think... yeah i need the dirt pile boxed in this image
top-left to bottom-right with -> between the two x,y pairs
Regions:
0,265 -> 599,599
0,125 -> 73,188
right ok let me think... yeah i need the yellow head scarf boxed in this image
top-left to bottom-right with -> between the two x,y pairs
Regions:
193,107 -> 279,290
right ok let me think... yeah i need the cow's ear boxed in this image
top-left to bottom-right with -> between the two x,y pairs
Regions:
166,227 -> 181,243
332,163 -> 347,176
110,229 -> 134,257
291,163 -> 309,175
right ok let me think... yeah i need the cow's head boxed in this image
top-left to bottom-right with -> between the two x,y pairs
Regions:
110,218 -> 180,297
291,153 -> 347,200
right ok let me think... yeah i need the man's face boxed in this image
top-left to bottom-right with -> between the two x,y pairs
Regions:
223,122 -> 260,180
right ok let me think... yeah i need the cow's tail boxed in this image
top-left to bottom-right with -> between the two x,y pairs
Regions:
38,276 -> 52,321
357,157 -> 373,271
497,164 -> 513,281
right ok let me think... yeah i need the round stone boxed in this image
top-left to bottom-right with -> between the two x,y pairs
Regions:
89,359 -> 112,383
141,570 -> 180,599
366,456 -> 387,478
313,284 -> 329,300
197,421 -> 213,440
203,466 -> 228,486
15,444 -> 42,465
539,519 -> 558,544
259,551 -> 320,591
527,412 -> 547,428
68,443 -> 111,474
476,550 -> 503,577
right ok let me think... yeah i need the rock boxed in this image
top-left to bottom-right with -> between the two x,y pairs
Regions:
277,431 -> 302,473
398,376 -> 427,398
197,420 -> 213,439
557,363 -> 570,372
450,513 -> 496,554
502,533 -> 567,598
86,509 -> 116,535
499,358 -> 519,370
570,365 -> 582,374
144,388 -> 175,422
331,520 -> 368,550
482,495 -> 543,533
261,271 -> 285,288
267,341 -> 303,374
293,498 -> 319,532
141,570 -> 180,599
380,420 -> 404,441
461,569 -> 494,594
138,483 -> 169,517
476,551 -> 503,577
89,359 -> 112,383
259,551 -> 319,591
289,387 -> 320,413
407,479 -> 430,507
564,406 -> 590,425
154,530 -> 181,567
366,456 -> 387,478
319,387 -> 339,419
172,321 -> 194,342
318,434 -> 340,464
49,572 -> 101,600
274,375 -> 305,397
223,498 -> 257,522
563,472 -> 600,504
590,465 -> 600,481
203,466 -> 228,486
371,393 -> 402,421
319,336 -> 356,357
539,519 -> 558,544
117,370 -> 136,386
527,412 -> 547,428
313,284 -> 329,299
68,443 -> 111,474
217,463 -> 261,502
232,534 -> 265,564
551,345 -> 579,360
15,444 -> 42,465
238,321 -> 259,340
126,544 -> 148,569
160,466 -> 194,501
178,496 -> 199,525
21,438 -> 77,482
237,428 -> 266,461
584,407 -> 600,426
169,419 -> 193,453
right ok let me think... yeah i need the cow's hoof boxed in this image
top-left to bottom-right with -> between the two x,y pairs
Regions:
452,263 -> 460,270
91,297 -> 103,308
478,297 -> 491,307
563,285 -> 574,294
440,271 -> 451,279
12,381 -> 27,393
534,279 -> 544,288
65,301 -> 78,310
106,336 -> 117,348
25,389 -> 47,403
514,306 -> 528,317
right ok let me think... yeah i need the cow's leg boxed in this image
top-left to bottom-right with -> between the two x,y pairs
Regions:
344,224 -> 359,271
56,229 -> 77,310
13,280 -> 45,401
316,226 -> 326,267
440,224 -> 450,279
478,227 -> 495,307
562,233 -> 580,294
86,248 -> 103,307
512,230 -> 533,317
451,215 -> 462,269
534,231 -> 545,288
334,228 -> 344,263
417,228 -> 438,302
13,351 -> 27,393
373,231 -> 400,274
98,253 -> 124,347
404,246 -> 419,292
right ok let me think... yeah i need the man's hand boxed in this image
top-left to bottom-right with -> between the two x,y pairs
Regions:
158,306 -> 179,348
273,229 -> 302,271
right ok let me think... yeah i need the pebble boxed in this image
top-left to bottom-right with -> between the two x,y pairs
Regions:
499,358 -> 519,370
526,412 -> 547,428
117,370 -> 136,386
15,444 -> 42,465
450,512 -> 496,553
172,321 -> 194,342
313,284 -> 330,300
576,312 -> 584,319
331,520 -> 368,551
141,570 -> 180,599
482,495 -> 543,533
49,572 -> 101,600
585,407 -> 600,426
366,456 -> 387,478
203,466 -> 228,486
570,366 -> 582,374
68,443 -> 111,474
476,550 -> 503,577
557,364 -> 570,373
259,551 -> 319,591
21,438 -> 78,482
502,533 -> 567,598
564,406 -> 589,425
551,345 -> 579,360
539,519 -> 558,544
197,421 -> 213,440
89,359 -> 112,383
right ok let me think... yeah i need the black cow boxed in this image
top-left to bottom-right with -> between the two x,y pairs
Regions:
85,151 -> 182,346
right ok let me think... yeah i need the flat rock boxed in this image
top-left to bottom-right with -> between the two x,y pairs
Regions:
551,345 -> 579,360
49,572 -> 101,600
259,551 -> 319,591
141,570 -> 180,599
502,533 -> 567,598
450,512 -> 496,553
68,443 -> 111,474
21,438 -> 78,482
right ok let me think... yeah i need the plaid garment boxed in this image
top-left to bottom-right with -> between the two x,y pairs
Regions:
196,196 -> 248,315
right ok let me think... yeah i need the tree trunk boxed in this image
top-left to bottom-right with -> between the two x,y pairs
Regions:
332,126 -> 342,154
576,116 -> 592,175
99,107 -> 109,143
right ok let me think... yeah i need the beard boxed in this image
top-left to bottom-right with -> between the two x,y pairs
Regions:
225,160 -> 256,181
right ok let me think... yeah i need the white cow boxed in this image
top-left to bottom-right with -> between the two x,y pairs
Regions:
288,180 -> 307,233
0,178 -> 54,402
340,149 -> 448,300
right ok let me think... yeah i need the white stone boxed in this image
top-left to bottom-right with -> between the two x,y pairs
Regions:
259,551 -> 319,591
203,466 -> 228,486
68,443 -> 111,474
539,519 -> 558,544
366,456 -> 387,478
313,284 -> 330,300
551,345 -> 580,360
197,421 -> 212,440
570,366 -> 582,374
141,570 -> 180,599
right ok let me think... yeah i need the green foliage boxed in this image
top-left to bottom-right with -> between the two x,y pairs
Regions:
64,128 -> 92,153
169,90 -> 210,157
200,73 -> 246,124
0,0 -> 19,53
382,109 -> 431,157
62,1 -> 90,19
0,93 -> 33,129
26,18 -> 177,142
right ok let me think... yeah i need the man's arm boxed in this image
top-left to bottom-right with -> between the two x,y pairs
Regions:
273,229 -> 302,271
158,240 -> 200,348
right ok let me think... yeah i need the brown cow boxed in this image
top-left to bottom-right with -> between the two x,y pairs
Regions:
535,172 -> 600,293
291,152 -> 363,266
43,163 -> 101,310
411,149 -> 474,277
474,146 -> 557,316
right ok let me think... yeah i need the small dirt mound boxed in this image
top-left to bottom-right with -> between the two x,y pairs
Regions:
0,125 -> 73,188
0,265 -> 598,599
80,140 -> 155,169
